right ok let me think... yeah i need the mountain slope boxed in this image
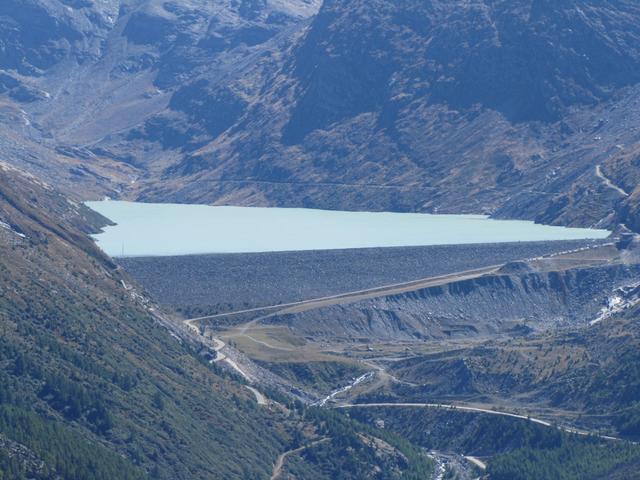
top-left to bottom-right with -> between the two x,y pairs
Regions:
129,0 -> 640,231
1,0 -> 638,231
382,301 -> 640,438
0,162 -> 441,479
0,0 -> 320,199
0,162 -> 293,479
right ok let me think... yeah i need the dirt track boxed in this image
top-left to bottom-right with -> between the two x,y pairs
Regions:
270,438 -> 329,480
186,264 -> 501,326
336,403 -> 628,443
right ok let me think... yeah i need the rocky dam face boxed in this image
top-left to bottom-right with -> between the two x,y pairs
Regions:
264,261 -> 640,343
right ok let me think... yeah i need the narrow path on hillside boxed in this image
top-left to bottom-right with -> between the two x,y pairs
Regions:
464,456 -> 487,471
184,264 -> 502,355
336,403 -> 629,443
188,242 -> 612,342
245,386 -> 267,405
195,178 -> 425,190
360,358 -> 420,388
184,318 -> 253,380
185,264 -> 502,325
596,164 -> 629,197
277,265 -> 502,315
244,334 -> 294,351
185,264 -> 503,360
270,438 -> 330,480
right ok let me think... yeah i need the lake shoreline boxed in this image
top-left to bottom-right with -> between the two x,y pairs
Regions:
86,201 -> 611,257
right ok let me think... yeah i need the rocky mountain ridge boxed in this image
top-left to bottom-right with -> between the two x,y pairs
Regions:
0,0 -> 638,231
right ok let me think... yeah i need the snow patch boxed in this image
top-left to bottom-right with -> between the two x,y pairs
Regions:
0,221 -> 26,238
268,0 -> 322,18
591,282 -> 640,325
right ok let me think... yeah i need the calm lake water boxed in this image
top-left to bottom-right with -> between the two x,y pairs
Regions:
86,201 -> 610,257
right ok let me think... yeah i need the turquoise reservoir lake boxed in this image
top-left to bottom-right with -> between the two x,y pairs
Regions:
86,201 -> 611,257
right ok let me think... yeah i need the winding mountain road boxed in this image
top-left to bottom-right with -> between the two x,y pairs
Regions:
336,403 -> 628,443
596,164 -> 629,197
245,386 -> 267,405
270,438 -> 329,480
184,318 -> 254,380
464,456 -> 487,471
